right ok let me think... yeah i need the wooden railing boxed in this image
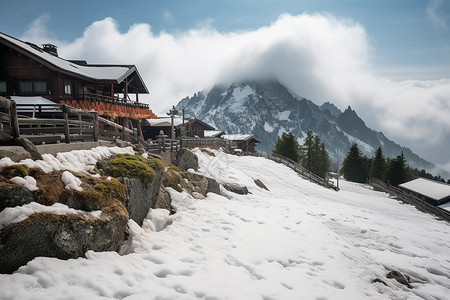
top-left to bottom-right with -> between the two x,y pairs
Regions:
0,100 -> 148,148
76,93 -> 149,110
245,152 -> 337,190
370,178 -> 450,222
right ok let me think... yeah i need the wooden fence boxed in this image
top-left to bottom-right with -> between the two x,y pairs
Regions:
246,152 -> 337,190
146,137 -> 235,154
0,98 -> 146,148
370,178 -> 450,222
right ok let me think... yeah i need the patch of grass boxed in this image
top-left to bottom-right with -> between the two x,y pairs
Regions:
28,167 -> 44,177
1,165 -> 29,178
200,148 -> 216,157
167,164 -> 181,173
101,154 -> 160,181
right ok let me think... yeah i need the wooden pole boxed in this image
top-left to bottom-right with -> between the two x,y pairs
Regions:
10,101 -> 20,138
93,112 -> 99,142
63,105 -> 70,144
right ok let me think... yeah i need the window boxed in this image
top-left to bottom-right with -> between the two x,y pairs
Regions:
18,80 -> 47,94
64,82 -> 72,95
0,81 -> 6,93
19,81 -> 33,93
34,80 -> 47,93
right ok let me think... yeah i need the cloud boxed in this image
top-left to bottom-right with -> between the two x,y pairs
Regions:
426,0 -> 449,28
22,13 -> 450,165
21,14 -> 53,44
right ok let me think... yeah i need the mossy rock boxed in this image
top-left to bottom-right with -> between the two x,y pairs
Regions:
0,184 -> 35,211
0,164 -> 29,179
162,167 -> 184,192
98,154 -> 164,181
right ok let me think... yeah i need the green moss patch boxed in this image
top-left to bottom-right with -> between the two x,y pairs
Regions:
99,154 -> 162,181
1,165 -> 29,179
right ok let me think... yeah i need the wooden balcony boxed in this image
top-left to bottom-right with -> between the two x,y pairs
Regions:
60,93 -> 156,120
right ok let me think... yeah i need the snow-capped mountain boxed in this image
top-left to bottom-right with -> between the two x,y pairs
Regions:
177,80 -> 433,170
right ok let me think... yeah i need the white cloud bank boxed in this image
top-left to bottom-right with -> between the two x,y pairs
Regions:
22,13 -> 450,168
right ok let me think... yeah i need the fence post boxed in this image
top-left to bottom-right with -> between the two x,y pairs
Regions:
63,105 -> 70,144
10,100 -> 20,138
122,122 -> 126,142
93,112 -> 99,142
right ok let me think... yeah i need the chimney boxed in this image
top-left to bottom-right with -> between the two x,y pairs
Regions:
42,44 -> 58,56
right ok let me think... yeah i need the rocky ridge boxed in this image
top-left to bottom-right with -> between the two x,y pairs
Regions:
0,146 -> 236,273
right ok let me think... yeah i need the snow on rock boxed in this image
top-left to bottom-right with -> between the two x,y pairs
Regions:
61,171 -> 83,191
264,122 -> 275,132
0,202 -> 101,230
0,149 -> 449,299
0,146 -> 134,174
9,176 -> 38,191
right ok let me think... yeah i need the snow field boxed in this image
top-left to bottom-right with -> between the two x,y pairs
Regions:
0,147 -> 449,299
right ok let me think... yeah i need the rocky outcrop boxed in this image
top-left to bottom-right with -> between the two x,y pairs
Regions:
0,150 -> 215,273
0,210 -> 127,274
0,173 -> 129,274
174,149 -> 198,172
120,172 -> 163,226
96,154 -> 165,226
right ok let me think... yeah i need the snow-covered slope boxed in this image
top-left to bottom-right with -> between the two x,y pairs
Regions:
1,148 -> 449,299
177,80 -> 433,171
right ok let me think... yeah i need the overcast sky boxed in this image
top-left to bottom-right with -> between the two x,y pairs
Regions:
1,0 -> 449,171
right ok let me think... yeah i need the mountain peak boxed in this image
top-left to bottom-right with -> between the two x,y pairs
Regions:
176,78 -> 433,171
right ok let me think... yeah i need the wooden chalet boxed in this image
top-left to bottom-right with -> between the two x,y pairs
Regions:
142,116 -> 215,140
0,32 -> 156,135
222,134 -> 260,153
399,178 -> 450,207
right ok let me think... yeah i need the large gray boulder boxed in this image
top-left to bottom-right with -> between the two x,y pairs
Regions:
206,177 -> 221,195
0,211 -> 127,274
223,183 -> 249,195
174,149 -> 198,172
14,137 -> 43,160
120,164 -> 164,226
0,146 -> 31,162
0,173 -> 130,274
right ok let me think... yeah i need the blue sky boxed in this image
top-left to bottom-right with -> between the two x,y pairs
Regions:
1,0 -> 450,169
1,0 -> 449,80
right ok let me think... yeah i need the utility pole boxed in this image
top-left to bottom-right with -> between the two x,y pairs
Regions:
167,105 -> 178,139
336,161 -> 340,190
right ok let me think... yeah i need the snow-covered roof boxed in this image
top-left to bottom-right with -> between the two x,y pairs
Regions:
222,134 -> 258,142
145,117 -> 214,130
10,96 -> 55,105
399,178 -> 450,201
145,117 -> 184,127
204,130 -> 224,138
0,32 -> 134,82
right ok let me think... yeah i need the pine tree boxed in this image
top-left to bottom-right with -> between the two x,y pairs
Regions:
385,152 -> 407,186
369,147 -> 385,180
272,132 -> 301,162
301,130 -> 315,171
300,130 -> 330,178
341,143 -> 366,183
